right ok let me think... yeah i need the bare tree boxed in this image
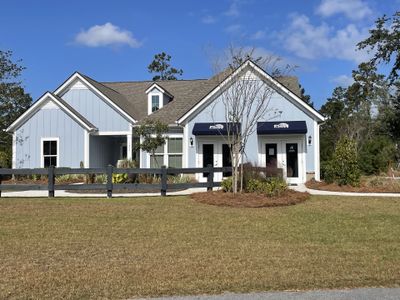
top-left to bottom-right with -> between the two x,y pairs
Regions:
210,46 -> 293,193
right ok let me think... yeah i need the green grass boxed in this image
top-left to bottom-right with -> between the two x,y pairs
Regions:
0,196 -> 399,299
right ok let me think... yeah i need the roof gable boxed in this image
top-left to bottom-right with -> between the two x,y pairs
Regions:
6,92 -> 97,132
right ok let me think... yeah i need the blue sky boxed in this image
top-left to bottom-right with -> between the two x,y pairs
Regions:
0,0 -> 398,108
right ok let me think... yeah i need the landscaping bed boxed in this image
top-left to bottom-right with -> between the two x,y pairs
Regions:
191,190 -> 309,208
307,177 -> 400,193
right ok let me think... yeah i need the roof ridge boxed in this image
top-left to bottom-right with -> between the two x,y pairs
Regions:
101,78 -> 209,84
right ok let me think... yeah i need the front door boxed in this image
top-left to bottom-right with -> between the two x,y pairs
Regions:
264,139 -> 303,184
198,140 -> 229,182
285,143 -> 299,181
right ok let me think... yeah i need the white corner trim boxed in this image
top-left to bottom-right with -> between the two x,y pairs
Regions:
177,60 -> 325,124
54,72 -> 136,124
40,137 -> 60,168
6,92 -> 96,132
84,131 -> 90,168
314,121 -> 321,181
12,132 -> 16,168
93,131 -> 131,136
127,133 -> 133,160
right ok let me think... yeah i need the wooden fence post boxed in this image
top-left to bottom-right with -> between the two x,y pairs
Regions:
0,171 -> 2,198
48,166 -> 55,198
207,164 -> 213,191
106,165 -> 113,198
161,165 -> 167,196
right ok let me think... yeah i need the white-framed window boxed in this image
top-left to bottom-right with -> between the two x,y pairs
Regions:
167,138 -> 183,168
41,138 -> 59,167
149,137 -> 183,168
152,95 -> 160,112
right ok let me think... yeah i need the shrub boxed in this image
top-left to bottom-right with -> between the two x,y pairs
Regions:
221,177 -> 233,192
0,150 -> 11,168
167,175 -> 194,184
323,136 -> 361,186
358,136 -> 396,175
115,159 -> 138,183
112,173 -> 128,184
55,174 -> 85,184
95,174 -> 107,184
246,177 -> 287,197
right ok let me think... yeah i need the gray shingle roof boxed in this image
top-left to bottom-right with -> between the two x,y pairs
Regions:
79,70 -> 302,125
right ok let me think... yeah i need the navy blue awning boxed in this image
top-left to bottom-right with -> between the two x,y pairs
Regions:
192,122 -> 241,136
257,121 -> 307,134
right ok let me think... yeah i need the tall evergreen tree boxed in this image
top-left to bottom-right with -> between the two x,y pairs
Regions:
148,52 -> 183,81
0,50 -> 32,167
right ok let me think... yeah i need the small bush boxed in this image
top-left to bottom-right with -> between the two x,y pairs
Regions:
55,174 -> 85,184
221,177 -> 233,192
112,173 -> 128,184
246,177 -> 287,197
95,174 -> 107,184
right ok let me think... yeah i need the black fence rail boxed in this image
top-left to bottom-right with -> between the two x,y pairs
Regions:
0,165 -> 232,198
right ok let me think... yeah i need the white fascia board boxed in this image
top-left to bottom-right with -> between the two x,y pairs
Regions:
177,60 -> 325,124
6,92 -> 96,132
145,83 -> 165,94
54,72 -> 136,124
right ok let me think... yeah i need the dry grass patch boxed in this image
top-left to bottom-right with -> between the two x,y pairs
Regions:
0,196 -> 399,299
191,190 -> 309,208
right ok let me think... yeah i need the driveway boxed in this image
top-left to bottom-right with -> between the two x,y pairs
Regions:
141,288 -> 400,300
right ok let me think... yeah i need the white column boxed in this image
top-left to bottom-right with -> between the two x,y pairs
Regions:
12,132 -> 16,168
314,122 -> 321,181
84,130 -> 90,168
127,134 -> 133,160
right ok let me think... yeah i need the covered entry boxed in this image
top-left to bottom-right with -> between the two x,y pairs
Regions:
192,122 -> 239,182
258,121 -> 307,184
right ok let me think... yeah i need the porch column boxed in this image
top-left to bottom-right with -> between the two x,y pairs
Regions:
127,133 -> 133,160
84,130 -> 90,168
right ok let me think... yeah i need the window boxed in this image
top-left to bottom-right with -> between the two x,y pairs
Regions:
42,139 -> 58,167
148,137 -> 183,168
152,95 -> 160,112
168,138 -> 182,168
150,144 -> 165,167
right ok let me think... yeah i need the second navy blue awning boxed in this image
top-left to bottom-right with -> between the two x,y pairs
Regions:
192,122 -> 241,136
257,121 -> 307,134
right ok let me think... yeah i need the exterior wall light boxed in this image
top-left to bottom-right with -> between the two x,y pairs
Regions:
190,137 -> 194,147
308,135 -> 312,145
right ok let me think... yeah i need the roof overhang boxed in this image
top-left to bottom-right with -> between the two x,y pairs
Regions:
177,60 -> 326,124
6,92 -> 98,133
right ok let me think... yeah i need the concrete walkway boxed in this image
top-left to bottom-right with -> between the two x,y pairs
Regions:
2,184 -> 400,198
140,288 -> 400,300
291,184 -> 400,197
0,187 -> 206,198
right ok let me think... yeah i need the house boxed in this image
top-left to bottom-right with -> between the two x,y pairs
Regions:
6,60 -> 325,184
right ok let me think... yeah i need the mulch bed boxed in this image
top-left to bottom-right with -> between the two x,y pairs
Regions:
306,179 -> 400,193
191,189 -> 309,208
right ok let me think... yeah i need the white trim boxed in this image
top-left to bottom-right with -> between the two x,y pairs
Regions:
145,83 -> 174,98
93,131 -> 131,136
84,131 -> 90,168
54,72 -> 136,124
177,60 -> 325,124
183,124 -> 189,168
40,137 -> 60,168
12,132 -> 16,168
314,122 -> 321,181
6,92 -> 96,132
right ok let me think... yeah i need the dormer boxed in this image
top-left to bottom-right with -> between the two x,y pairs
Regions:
145,83 -> 173,115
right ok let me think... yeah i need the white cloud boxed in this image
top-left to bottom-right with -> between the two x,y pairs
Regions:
225,24 -> 242,34
202,15 -> 216,24
250,30 -> 266,40
331,74 -> 354,87
316,0 -> 372,21
280,14 -> 370,63
74,22 -> 142,48
224,0 -> 240,17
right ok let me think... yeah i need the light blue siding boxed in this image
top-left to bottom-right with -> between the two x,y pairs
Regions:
15,108 -> 85,168
62,88 -> 130,132
186,82 -> 317,173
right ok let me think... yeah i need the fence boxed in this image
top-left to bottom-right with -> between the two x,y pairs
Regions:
0,165 -> 232,198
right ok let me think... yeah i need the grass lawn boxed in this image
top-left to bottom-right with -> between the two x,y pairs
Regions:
0,196 -> 399,299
